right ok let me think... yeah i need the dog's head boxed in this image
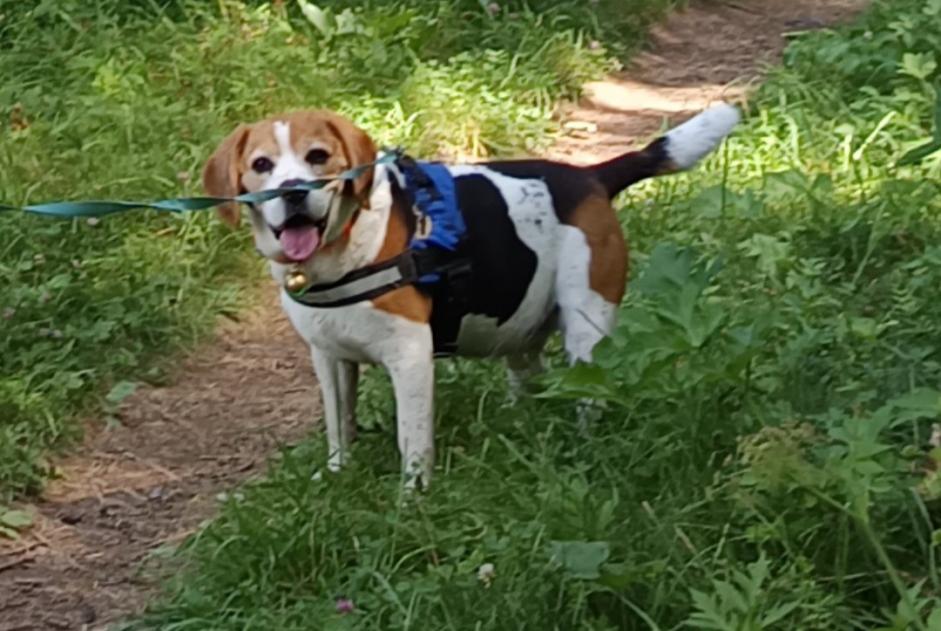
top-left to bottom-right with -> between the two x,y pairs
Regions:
202,110 -> 377,263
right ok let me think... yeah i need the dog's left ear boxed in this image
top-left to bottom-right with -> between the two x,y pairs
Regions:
327,117 -> 377,208
203,124 -> 250,227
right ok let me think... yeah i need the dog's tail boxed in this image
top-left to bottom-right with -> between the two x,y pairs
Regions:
589,103 -> 740,199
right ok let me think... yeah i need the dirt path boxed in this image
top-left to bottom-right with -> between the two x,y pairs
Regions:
0,2 -> 866,629
549,0 -> 865,164
0,293 -> 318,630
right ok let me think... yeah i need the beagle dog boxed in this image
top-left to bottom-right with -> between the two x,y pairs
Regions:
203,105 -> 739,488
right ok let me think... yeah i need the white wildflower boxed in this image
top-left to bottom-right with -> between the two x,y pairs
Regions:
477,562 -> 496,587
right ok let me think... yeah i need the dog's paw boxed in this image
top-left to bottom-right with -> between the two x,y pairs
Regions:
399,480 -> 428,508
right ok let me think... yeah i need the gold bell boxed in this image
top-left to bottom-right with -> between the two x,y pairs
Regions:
284,269 -> 309,293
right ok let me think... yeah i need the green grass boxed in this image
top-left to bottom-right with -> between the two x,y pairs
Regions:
125,0 -> 941,628
0,0 -> 675,500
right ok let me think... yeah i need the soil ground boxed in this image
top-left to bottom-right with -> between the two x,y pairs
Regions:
0,1 -> 867,628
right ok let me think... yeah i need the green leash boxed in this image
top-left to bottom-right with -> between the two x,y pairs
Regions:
0,152 -> 398,218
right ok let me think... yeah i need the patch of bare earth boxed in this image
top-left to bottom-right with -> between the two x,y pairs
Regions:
0,289 -> 317,630
0,1 -> 867,629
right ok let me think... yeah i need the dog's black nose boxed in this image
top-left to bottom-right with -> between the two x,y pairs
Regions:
280,179 -> 309,207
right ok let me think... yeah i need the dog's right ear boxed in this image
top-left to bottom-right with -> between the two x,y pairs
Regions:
202,124 -> 250,227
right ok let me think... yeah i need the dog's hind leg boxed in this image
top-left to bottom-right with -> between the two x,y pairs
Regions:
506,351 -> 544,401
311,347 -> 358,473
555,220 -> 626,430
555,223 -> 623,364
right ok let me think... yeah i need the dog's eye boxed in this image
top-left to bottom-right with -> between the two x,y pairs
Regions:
251,157 -> 274,173
305,148 -> 330,165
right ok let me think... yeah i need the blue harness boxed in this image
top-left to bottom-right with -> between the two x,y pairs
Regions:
400,160 -> 466,283
286,154 -> 471,317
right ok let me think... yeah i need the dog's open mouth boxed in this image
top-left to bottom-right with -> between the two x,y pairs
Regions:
271,214 -> 327,262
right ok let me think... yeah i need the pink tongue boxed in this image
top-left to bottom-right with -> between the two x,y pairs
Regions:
280,225 -> 321,261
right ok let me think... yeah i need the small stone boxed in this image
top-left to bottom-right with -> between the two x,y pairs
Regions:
563,120 -> 598,133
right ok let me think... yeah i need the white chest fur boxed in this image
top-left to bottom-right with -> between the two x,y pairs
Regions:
280,292 -> 427,364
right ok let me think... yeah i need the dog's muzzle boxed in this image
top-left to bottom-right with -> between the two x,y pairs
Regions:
279,178 -> 310,215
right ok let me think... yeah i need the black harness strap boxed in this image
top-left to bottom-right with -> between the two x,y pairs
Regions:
285,154 -> 474,354
288,246 -> 469,310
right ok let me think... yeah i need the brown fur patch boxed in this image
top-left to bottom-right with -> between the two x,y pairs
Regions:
202,124 -> 250,226
372,286 -> 433,323
566,194 -> 629,305
369,195 -> 432,323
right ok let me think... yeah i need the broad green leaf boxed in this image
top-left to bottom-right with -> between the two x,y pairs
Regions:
849,316 -> 878,339
762,601 -> 801,626
105,380 -> 137,405
739,233 -> 790,278
890,388 -> 941,413
876,387 -> 941,428
297,0 -> 332,36
0,525 -> 19,540
634,243 -> 694,295
898,92 -> 941,165
549,540 -> 610,579
687,589 -> 728,630
596,563 -> 634,589
763,169 -> 809,202
899,52 -> 937,80
714,579 -> 748,614
0,509 -> 33,529
926,605 -> 941,631
898,140 -> 941,166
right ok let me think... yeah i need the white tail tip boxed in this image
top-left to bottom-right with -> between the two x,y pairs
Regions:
664,103 -> 741,170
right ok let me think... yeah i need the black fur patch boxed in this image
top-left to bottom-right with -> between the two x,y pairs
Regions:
428,173 -> 538,354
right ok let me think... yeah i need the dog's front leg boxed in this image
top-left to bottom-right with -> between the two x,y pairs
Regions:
385,330 -> 435,490
311,347 -> 358,472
